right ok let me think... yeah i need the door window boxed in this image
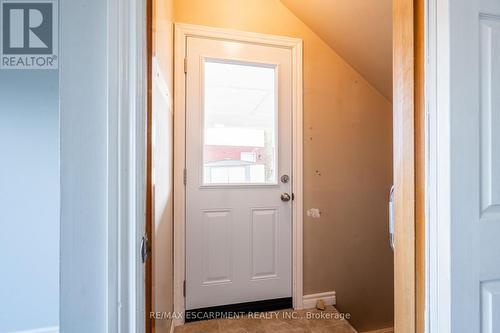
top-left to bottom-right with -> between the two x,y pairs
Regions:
202,60 -> 277,185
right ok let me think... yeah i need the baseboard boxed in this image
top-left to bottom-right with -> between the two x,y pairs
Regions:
172,317 -> 184,328
360,328 -> 394,333
302,291 -> 336,309
8,327 -> 59,333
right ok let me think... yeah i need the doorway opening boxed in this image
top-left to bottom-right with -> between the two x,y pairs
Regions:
148,1 -> 424,332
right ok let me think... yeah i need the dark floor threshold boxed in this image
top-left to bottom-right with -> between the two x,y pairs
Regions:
185,297 -> 293,323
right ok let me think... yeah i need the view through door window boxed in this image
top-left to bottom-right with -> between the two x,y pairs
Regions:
203,60 -> 277,185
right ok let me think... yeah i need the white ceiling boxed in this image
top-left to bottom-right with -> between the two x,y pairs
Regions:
280,0 -> 393,101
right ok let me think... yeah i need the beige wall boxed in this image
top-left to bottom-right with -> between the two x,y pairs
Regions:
154,0 -> 394,331
152,0 -> 174,332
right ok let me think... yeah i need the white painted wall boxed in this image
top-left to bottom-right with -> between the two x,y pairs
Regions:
59,0 -> 109,332
0,71 -> 59,332
59,0 -> 147,331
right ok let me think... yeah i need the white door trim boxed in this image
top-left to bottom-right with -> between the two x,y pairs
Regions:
108,0 -> 148,331
173,23 -> 303,326
426,0 -> 451,332
60,0 -> 146,331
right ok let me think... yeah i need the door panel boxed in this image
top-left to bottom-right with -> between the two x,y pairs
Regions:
479,6 -> 500,332
201,209 -> 232,285
185,36 -> 293,310
480,17 -> 500,220
444,0 -> 500,331
250,208 -> 278,279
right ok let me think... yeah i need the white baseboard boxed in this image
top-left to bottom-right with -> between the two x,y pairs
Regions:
360,328 -> 394,333
172,317 -> 184,328
8,327 -> 59,333
302,291 -> 336,309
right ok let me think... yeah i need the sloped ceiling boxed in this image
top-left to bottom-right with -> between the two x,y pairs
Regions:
280,0 -> 393,101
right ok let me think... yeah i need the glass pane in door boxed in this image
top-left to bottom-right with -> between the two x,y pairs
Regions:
203,59 -> 277,185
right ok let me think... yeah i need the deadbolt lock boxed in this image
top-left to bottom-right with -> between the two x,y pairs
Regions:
281,174 -> 290,183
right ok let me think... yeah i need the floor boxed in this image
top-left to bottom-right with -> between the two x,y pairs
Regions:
175,306 -> 358,333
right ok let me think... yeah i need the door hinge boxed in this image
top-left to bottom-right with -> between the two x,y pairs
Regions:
183,168 -> 187,185
183,280 -> 186,297
140,233 -> 151,263
184,58 -> 187,74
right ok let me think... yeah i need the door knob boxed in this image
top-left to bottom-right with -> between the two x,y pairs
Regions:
281,193 -> 291,202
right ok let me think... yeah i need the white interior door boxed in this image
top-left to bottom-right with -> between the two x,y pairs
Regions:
185,36 -> 293,310
434,0 -> 500,331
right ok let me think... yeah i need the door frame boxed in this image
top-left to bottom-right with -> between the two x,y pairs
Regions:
426,0 -> 451,331
60,0 -> 147,331
173,23 -> 303,326
393,0 -> 426,332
